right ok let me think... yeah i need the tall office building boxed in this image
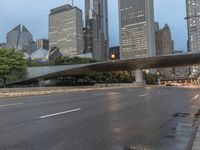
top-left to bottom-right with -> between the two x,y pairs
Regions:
6,24 -> 34,54
186,0 -> 200,52
186,0 -> 200,75
49,4 -> 83,57
36,39 -> 49,50
119,0 -> 156,60
154,22 -> 160,31
85,0 -> 109,61
155,23 -> 174,77
155,23 -> 174,56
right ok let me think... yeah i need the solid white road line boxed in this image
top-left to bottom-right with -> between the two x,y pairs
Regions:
40,108 -> 82,119
138,94 -> 150,97
0,102 -> 24,107
190,94 -> 199,102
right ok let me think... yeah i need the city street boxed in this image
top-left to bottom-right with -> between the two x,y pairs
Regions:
0,87 -> 199,150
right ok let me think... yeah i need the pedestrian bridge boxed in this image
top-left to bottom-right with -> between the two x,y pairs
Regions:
9,52 -> 200,85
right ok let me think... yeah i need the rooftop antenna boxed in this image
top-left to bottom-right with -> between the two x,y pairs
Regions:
72,0 -> 74,6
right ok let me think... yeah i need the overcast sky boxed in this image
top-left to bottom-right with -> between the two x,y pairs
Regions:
0,0 -> 187,51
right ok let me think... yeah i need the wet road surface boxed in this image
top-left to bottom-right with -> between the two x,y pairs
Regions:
0,87 -> 199,150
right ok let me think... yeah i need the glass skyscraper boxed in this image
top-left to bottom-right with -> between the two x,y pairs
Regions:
85,0 -> 109,61
119,0 -> 156,60
186,0 -> 200,75
186,0 -> 200,52
6,24 -> 34,54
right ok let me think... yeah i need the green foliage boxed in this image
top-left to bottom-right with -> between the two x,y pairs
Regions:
52,56 -> 97,65
144,73 -> 158,85
27,60 -> 50,67
0,48 -> 27,87
27,56 -> 97,67
54,71 -> 134,86
87,71 -> 134,83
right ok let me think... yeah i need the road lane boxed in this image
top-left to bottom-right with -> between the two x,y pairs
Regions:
0,87 -> 199,150
0,88 -> 157,128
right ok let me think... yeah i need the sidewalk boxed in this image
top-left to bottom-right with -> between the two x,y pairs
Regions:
192,124 -> 200,150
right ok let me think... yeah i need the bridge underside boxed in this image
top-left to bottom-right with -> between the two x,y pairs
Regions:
8,52 -> 200,85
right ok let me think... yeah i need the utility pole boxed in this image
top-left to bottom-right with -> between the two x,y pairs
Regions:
72,0 -> 74,6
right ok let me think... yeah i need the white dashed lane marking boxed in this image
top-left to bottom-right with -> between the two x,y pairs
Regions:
138,94 -> 150,97
190,95 -> 199,102
40,108 -> 82,119
0,102 -> 24,107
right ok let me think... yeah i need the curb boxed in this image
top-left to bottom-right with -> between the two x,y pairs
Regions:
192,125 -> 200,150
0,86 -> 135,98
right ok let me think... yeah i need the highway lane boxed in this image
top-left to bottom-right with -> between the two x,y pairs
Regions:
0,87 -> 199,150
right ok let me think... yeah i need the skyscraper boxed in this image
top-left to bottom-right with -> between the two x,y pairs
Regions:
155,23 -> 174,77
186,0 -> 200,52
186,0 -> 200,75
6,24 -> 34,54
49,4 -> 83,57
155,23 -> 174,56
85,0 -> 109,61
119,0 -> 156,60
36,39 -> 49,50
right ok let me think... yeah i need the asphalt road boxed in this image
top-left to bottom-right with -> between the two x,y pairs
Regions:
0,87 -> 199,150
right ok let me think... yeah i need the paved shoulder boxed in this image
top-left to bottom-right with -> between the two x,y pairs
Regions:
192,125 -> 200,150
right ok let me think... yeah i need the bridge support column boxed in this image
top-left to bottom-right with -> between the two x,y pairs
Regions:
38,79 -> 45,87
134,69 -> 145,87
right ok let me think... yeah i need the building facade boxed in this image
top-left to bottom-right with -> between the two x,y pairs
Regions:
6,24 -> 34,54
85,0 -> 109,61
155,23 -> 174,56
119,0 -> 156,60
186,0 -> 200,75
36,39 -> 49,50
155,23 -> 174,77
49,4 -> 83,57
186,0 -> 200,52
0,43 -> 6,48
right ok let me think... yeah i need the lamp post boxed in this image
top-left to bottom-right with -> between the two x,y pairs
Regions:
110,53 -> 116,61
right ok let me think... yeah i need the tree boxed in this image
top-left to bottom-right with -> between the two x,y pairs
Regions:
0,48 -> 27,87
53,57 -> 66,65
52,56 -> 97,65
144,73 -> 158,85
27,56 -> 97,67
